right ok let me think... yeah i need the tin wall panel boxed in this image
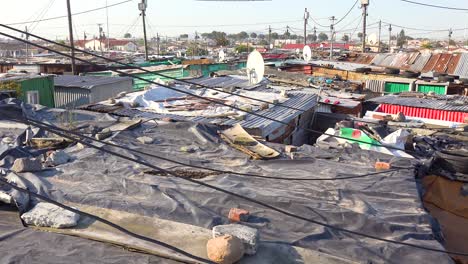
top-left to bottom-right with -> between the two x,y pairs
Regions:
422,53 -> 441,73
379,104 -> 466,122
365,79 -> 385,93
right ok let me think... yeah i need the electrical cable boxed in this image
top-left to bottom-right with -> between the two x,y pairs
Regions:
334,0 -> 359,26
6,0 -> 136,26
25,116 -> 408,181
0,174 -> 213,264
5,114 -> 468,257
29,0 -> 56,33
400,0 -> 468,11
0,27 -> 409,152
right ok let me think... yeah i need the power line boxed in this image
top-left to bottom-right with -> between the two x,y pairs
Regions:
4,115 -> 468,257
0,173 -> 213,264
400,0 -> 468,11
334,0 -> 359,26
6,0 -> 135,26
0,25 -> 410,152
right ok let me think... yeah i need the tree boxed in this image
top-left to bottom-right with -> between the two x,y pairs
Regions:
449,39 -> 456,46
258,34 -> 266,40
187,42 -> 208,56
397,29 -> 406,48
421,42 -> 433,49
235,45 -> 254,53
201,32 -> 213,39
307,34 -> 317,42
250,32 -> 257,39
124,33 -> 132,39
179,34 -> 189,39
258,39 -> 269,46
271,32 -> 279,39
290,34 -> 298,40
318,32 -> 328,41
237,31 -> 249,40
357,32 -> 363,41
341,35 -> 349,42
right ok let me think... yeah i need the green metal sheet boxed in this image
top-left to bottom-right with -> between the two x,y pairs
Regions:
384,82 -> 410,93
19,76 -> 55,107
132,68 -> 185,90
416,84 -> 446,95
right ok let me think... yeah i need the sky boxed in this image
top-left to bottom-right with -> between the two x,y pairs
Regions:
0,0 -> 467,41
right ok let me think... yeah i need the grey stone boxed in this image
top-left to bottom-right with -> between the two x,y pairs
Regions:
137,136 -> 154,144
21,202 -> 80,228
11,158 -> 42,173
45,150 -> 72,166
213,224 -> 259,255
0,191 -> 12,204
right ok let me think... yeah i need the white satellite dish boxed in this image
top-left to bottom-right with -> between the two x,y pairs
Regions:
295,48 -> 300,55
303,45 -> 312,62
246,50 -> 265,85
218,50 -> 225,62
269,44 -> 274,50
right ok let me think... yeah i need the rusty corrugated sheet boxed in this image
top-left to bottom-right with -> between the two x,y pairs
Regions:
422,53 -> 441,72
401,52 -> 420,70
446,53 -> 462,75
433,53 -> 452,73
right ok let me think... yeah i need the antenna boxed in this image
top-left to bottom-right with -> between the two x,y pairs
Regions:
218,49 -> 225,62
303,45 -> 312,62
246,50 -> 265,85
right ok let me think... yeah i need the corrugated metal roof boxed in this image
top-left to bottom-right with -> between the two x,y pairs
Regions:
371,54 -> 389,66
177,76 -> 262,90
454,53 -> 468,78
54,75 -> 132,89
368,95 -> 468,112
422,53 -> 441,73
433,53 -> 452,73
446,53 -> 461,75
409,53 -> 431,72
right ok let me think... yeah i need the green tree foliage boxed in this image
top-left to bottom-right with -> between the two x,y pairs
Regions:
186,42 -> 208,56
357,32 -> 363,41
250,32 -> 257,39
124,33 -> 132,38
258,34 -> 266,40
342,35 -> 349,42
179,34 -> 189,39
307,34 -> 317,42
271,32 -> 279,39
237,31 -> 249,40
201,31 -> 229,46
235,45 -> 254,53
421,42 -> 433,49
318,32 -> 328,41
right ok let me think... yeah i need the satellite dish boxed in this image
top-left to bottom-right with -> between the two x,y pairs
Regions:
218,50 -> 225,62
303,45 -> 312,62
295,48 -> 300,55
269,44 -> 274,50
246,50 -> 265,85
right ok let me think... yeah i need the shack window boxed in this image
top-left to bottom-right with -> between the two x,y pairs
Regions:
26,91 -> 39,104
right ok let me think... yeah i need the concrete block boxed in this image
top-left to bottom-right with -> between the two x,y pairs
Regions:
21,202 -> 80,228
213,224 -> 259,255
207,235 -> 245,264
11,158 -> 42,173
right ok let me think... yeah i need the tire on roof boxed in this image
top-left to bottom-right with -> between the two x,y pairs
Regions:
385,68 -> 400,75
401,71 -> 420,78
355,67 -> 372,73
438,76 -> 455,83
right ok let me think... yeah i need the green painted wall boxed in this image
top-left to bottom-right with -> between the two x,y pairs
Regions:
19,76 -> 55,107
417,84 -> 446,95
385,82 -> 410,93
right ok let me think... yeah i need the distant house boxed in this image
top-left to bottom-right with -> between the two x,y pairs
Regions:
75,38 -> 138,52
407,40 -> 422,49
54,75 -> 133,108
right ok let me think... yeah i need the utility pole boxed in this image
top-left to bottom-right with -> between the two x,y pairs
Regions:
106,0 -> 110,54
139,0 -> 149,61
66,0 -> 76,75
377,20 -> 382,53
388,24 -> 392,52
98,24 -> 103,55
361,0 -> 369,53
304,8 -> 309,45
24,26 -> 29,63
448,28 -> 453,52
268,25 -> 272,49
330,16 -> 335,61
157,33 -> 160,57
